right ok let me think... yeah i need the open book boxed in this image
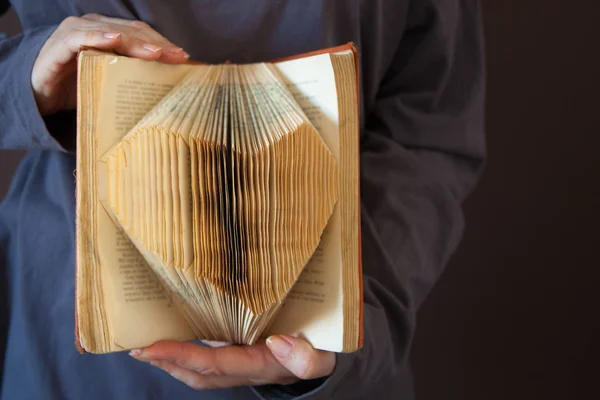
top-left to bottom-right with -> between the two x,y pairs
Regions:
75,43 -> 363,354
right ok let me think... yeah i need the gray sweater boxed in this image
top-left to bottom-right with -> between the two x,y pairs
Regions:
0,1 -> 485,399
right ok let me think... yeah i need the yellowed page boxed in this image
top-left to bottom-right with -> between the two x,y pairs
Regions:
91,52 -> 196,350
267,54 -> 345,353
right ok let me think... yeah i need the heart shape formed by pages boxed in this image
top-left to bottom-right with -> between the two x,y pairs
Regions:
100,64 -> 338,344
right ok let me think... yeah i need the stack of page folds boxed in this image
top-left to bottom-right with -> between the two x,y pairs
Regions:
101,64 -> 338,344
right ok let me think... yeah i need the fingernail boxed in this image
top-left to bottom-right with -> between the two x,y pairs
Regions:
142,43 -> 162,53
129,349 -> 143,357
103,32 -> 121,39
266,336 -> 293,359
164,46 -> 184,53
183,52 -> 190,60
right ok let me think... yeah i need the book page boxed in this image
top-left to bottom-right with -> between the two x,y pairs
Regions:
267,54 -> 345,353
93,53 -> 196,350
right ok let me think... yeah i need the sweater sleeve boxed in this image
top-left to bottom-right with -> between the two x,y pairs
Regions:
253,0 -> 486,398
0,3 -> 71,151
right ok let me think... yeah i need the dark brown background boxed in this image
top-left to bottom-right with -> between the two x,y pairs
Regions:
1,2 -> 598,399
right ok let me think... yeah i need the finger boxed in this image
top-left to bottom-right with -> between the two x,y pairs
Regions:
109,33 -> 165,61
148,360 -> 252,390
51,30 -> 122,65
133,340 -> 291,379
82,14 -> 177,46
266,335 -> 336,380
109,32 -> 188,63
154,46 -> 190,64
81,14 -> 189,62
60,29 -> 175,63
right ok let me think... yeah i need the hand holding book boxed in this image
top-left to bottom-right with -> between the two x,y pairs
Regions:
128,335 -> 335,390
31,13 -> 188,116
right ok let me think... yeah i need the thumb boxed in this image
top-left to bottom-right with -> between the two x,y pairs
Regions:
266,335 -> 336,380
